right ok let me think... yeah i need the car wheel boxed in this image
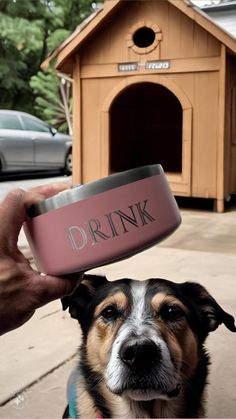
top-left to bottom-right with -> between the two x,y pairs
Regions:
64,150 -> 72,175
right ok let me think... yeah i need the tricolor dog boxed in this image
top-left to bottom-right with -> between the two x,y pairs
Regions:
62,275 -> 235,418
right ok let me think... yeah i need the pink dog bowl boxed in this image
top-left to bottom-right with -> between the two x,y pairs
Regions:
24,165 -> 181,275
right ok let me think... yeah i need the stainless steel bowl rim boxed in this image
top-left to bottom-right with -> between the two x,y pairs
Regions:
27,164 -> 163,218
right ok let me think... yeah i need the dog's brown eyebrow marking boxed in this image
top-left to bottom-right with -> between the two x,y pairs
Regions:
151,293 -> 189,314
95,291 -> 128,317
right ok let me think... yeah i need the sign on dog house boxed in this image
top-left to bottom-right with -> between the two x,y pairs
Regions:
43,0 -> 236,212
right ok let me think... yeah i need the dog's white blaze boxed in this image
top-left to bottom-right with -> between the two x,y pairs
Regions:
105,280 -> 178,393
129,280 -> 147,331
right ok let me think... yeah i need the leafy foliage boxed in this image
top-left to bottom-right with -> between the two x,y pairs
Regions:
0,8 -> 44,110
0,0 -> 102,131
30,69 -> 72,134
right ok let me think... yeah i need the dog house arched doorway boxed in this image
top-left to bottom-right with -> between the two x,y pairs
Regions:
110,82 -> 182,174
101,76 -> 192,196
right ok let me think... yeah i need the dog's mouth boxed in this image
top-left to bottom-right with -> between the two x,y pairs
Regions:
112,383 -> 181,401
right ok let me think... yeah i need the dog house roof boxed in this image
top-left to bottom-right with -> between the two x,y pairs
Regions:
200,1 -> 236,38
42,0 -> 236,73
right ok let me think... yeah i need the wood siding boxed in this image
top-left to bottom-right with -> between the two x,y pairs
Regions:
67,0 -> 236,210
80,1 -> 221,66
79,70 -> 220,199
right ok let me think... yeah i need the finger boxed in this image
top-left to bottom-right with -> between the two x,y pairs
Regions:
0,189 -> 26,248
34,274 -> 82,307
24,182 -> 71,210
28,182 -> 71,196
0,183 -> 71,252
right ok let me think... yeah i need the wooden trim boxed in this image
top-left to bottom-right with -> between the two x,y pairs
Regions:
100,111 -> 109,178
216,44 -> 226,212
55,0 -> 122,71
166,179 -> 191,195
126,20 -> 162,55
72,55 -> 82,185
166,107 -> 192,195
41,9 -> 103,70
101,74 -> 192,111
182,107 -> 192,191
100,74 -> 192,195
231,85 -> 236,145
81,57 -> 220,79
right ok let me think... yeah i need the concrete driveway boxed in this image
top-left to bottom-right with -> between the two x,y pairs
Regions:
0,201 -> 236,418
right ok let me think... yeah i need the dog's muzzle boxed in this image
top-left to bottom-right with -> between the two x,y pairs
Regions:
111,337 -> 181,401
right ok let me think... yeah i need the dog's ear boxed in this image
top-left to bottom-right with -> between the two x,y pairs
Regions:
61,274 -> 108,322
180,282 -> 236,334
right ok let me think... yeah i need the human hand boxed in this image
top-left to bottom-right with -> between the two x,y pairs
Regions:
0,184 -> 81,335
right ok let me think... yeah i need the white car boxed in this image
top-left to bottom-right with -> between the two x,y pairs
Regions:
0,110 -> 72,175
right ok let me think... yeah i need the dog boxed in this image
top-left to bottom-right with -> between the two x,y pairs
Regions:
62,275 -> 236,418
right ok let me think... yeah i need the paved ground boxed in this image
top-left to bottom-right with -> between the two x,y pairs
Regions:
0,187 -> 236,418
0,174 -> 72,202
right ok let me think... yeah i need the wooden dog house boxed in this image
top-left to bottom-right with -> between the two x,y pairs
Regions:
43,0 -> 236,212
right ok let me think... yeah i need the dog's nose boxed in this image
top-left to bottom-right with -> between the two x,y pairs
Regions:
119,339 -> 161,370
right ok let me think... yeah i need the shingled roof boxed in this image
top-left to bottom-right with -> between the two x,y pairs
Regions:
201,0 -> 236,38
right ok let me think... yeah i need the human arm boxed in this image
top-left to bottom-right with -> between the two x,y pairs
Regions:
0,184 -> 81,335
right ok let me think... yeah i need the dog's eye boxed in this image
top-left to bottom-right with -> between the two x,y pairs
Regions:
160,305 -> 185,322
100,305 -> 121,321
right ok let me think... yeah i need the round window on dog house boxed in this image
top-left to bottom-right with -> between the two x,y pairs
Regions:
127,22 -> 162,54
133,27 -> 156,48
